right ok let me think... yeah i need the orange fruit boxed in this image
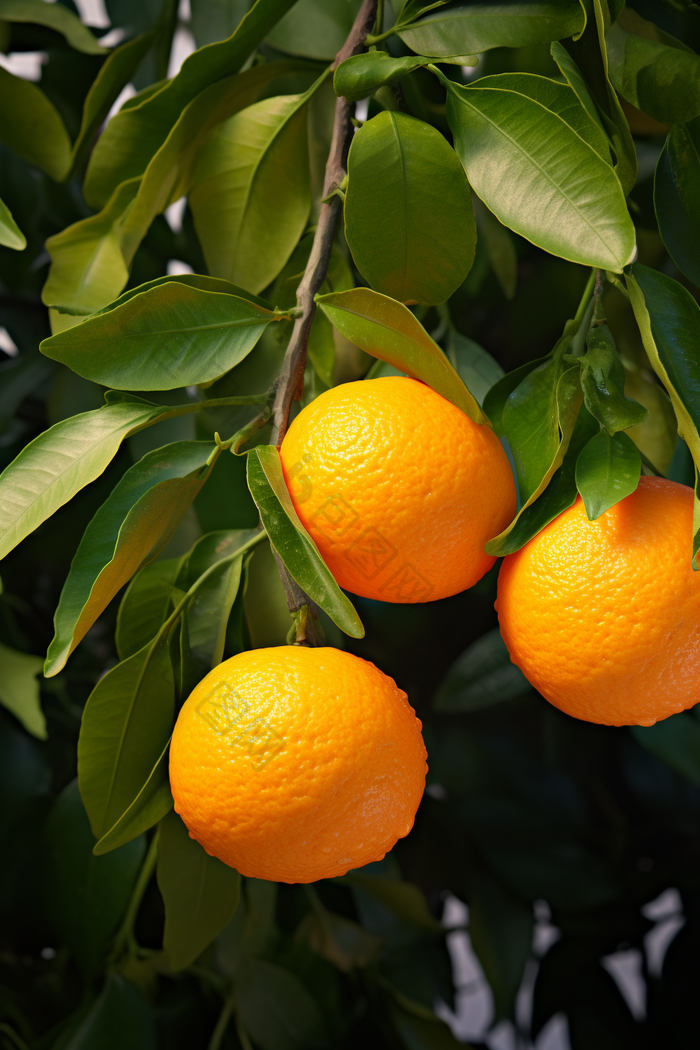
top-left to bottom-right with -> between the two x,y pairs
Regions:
496,477 -> 700,727
280,376 -> 516,602
169,645 -> 427,883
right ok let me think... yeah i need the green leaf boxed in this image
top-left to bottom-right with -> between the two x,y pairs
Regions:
469,867 -> 534,1021
344,110 -> 475,306
560,0 -> 636,194
96,273 -> 274,316
633,711 -> 700,787
246,445 -> 364,638
485,404 -> 600,556
45,441 -> 217,677
0,0 -> 106,54
40,282 -> 276,390
607,8 -> 700,125
447,331 -> 504,408
78,637 -> 175,840
627,264 -> 700,567
157,809 -> 241,971
316,287 -> 485,423
0,401 -> 175,561
180,555 -> 243,697
473,197 -> 518,300
61,973 -> 156,1050
442,73 -> 635,272
84,0 -> 299,209
398,0 -> 585,56
579,324 -> 648,434
654,119 -> 700,289
93,741 -> 172,855
0,194 -> 26,251
344,873 -> 442,930
116,557 -> 182,660
482,357 -> 549,438
390,1007 -> 467,1050
237,958 -> 326,1050
190,85 -> 316,295
266,0 -> 363,60
334,51 -> 431,102
0,67 -> 72,181
0,641 -> 46,738
550,40 -> 608,139
575,428 -> 641,520
43,780 -> 145,977
434,628 -> 531,712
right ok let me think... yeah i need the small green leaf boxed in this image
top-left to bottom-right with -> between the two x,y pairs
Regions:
40,283 -> 275,390
116,558 -> 182,660
575,428 -> 641,520
0,641 -> 46,738
43,780 -> 145,977
579,324 -> 648,434
190,86 -> 315,294
316,287 -> 485,423
343,873 -> 442,930
0,0 -> 106,53
0,67 -> 72,181
398,0 -> 584,56
334,51 -> 430,102
344,110 -> 476,305
78,638 -> 175,840
633,711 -> 700,786
45,442 -> 217,677
0,194 -> 26,251
447,331 -> 504,408
247,445 -> 364,638
157,809 -> 241,972
486,405 -> 600,557
655,119 -> 700,289
483,357 -> 549,438
179,554 -> 243,697
93,742 -> 172,856
434,628 -> 531,713
84,0 -> 300,208
607,9 -> 700,125
61,973 -> 156,1050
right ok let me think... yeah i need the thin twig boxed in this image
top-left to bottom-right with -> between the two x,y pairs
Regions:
270,0 -> 379,446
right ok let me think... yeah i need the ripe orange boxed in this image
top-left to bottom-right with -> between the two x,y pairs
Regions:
169,645 -> 427,883
496,477 -> 700,727
279,377 -> 516,602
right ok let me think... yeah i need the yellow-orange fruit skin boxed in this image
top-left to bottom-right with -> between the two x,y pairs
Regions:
497,477 -> 700,727
279,377 -> 516,602
169,646 -> 427,883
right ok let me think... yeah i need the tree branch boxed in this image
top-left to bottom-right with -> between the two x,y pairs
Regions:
270,0 -> 378,446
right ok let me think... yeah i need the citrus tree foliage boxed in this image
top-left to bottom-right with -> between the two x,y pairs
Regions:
1,0 -> 700,1047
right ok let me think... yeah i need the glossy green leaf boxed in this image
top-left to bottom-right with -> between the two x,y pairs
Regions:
655,119 -> 700,288
485,404 -> 600,556
266,0 -> 362,59
0,0 -> 106,54
94,742 -> 172,855
633,711 -> 700,786
45,442 -> 216,677
575,427 -> 641,520
550,40 -> 608,138
0,194 -> 26,251
237,958 -> 326,1050
469,866 -> 534,1020
43,780 -> 145,977
61,973 -> 156,1050
483,357 -> 549,438
344,110 -> 475,305
0,67 -> 72,181
78,637 -> 175,839
627,264 -> 700,567
447,331 -> 504,408
0,641 -> 46,738
190,86 -> 316,294
181,556 -> 242,696
334,51 -> 431,102
560,0 -> 636,194
247,446 -> 363,637
157,809 -> 241,971
607,9 -> 700,125
434,628 -> 531,712
442,74 -> 635,272
398,0 -> 584,56
84,0 -> 298,208
116,557 -> 181,660
316,287 -> 485,422
579,324 -> 648,434
98,273 -> 274,317
40,283 -> 276,390
0,401 -> 172,561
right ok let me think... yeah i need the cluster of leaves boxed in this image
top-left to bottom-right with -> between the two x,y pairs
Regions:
1,0 -> 700,1047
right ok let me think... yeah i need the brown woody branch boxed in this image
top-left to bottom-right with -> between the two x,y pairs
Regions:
270,0 -> 379,446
